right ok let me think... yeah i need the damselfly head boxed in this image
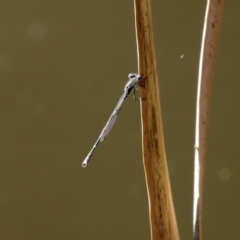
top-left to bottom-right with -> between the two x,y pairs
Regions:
128,73 -> 141,80
128,73 -> 135,79
124,73 -> 141,92
128,73 -> 137,79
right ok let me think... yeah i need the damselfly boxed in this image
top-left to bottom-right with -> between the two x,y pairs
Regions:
82,73 -> 142,168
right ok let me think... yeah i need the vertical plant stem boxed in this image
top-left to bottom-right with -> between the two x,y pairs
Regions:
134,1 -> 179,239
193,1 -> 225,239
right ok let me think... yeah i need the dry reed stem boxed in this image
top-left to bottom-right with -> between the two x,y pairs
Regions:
134,1 -> 179,239
193,1 -> 225,239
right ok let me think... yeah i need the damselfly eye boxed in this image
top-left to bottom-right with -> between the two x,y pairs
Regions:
128,73 -> 135,79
